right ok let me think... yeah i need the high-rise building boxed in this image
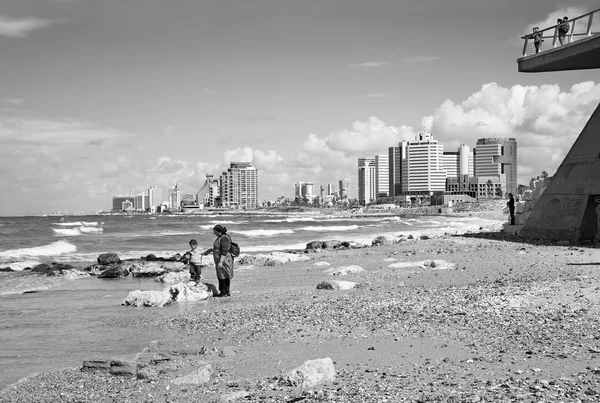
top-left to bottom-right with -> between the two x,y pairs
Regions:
326,183 -> 335,196
339,179 -> 350,199
375,154 -> 389,198
358,158 -> 377,204
112,196 -> 135,211
148,186 -> 163,208
402,132 -> 446,193
134,193 -> 147,211
474,138 -> 517,196
220,162 -> 259,209
388,142 -> 408,197
443,144 -> 473,177
301,182 -> 314,200
169,184 -> 181,210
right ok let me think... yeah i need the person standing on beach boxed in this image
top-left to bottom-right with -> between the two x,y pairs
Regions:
186,239 -> 204,283
203,224 -> 234,297
507,193 -> 515,225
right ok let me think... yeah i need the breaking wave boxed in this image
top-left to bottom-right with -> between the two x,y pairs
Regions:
297,225 -> 359,232
233,229 -> 295,237
0,240 -> 77,261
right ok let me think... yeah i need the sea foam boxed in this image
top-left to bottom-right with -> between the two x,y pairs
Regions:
0,240 -> 77,260
297,225 -> 359,232
233,229 -> 295,237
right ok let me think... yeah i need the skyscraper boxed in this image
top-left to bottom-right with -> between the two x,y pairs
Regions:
442,144 -> 473,177
475,138 -> 517,196
326,183 -> 335,196
220,162 -> 259,209
388,142 -> 407,197
375,154 -> 389,198
358,158 -> 377,204
339,179 -> 350,199
148,186 -> 163,208
169,184 -> 181,210
402,132 -> 446,193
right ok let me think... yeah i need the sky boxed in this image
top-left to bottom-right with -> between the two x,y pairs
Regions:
1,0 -> 600,215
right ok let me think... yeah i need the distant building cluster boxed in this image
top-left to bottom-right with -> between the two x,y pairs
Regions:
292,178 -> 351,206
358,132 -> 517,205
110,162 -> 259,212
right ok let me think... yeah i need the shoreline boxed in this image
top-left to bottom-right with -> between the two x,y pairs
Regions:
6,210 -> 600,401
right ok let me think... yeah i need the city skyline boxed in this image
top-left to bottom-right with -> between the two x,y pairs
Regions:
1,1 -> 600,215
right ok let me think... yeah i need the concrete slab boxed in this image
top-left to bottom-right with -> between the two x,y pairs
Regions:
518,34 -> 600,73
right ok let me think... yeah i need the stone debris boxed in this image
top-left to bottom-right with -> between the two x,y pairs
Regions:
218,391 -> 250,402
122,290 -> 172,307
171,362 -> 214,385
313,261 -> 331,267
316,280 -> 358,290
324,265 -> 365,276
154,271 -> 190,283
169,282 -> 214,301
279,357 -> 336,388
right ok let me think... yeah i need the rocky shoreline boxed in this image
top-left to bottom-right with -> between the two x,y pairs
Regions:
3,220 -> 600,402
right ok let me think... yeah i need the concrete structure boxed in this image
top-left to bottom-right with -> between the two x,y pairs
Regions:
220,162 -> 259,209
388,142 -> 407,197
358,158 -> 376,204
518,9 -> 600,73
326,183 -> 335,196
515,7 -> 600,242
112,196 -> 135,211
148,186 -> 163,208
168,184 -> 181,210
375,154 -> 389,198
402,132 -> 446,193
339,179 -> 350,199
134,193 -> 146,211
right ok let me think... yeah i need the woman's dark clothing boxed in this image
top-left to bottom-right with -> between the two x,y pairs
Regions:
212,235 -> 234,280
508,197 -> 515,225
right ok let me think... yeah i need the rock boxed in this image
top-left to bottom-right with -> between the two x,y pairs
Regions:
388,261 -> 424,269
422,260 -> 457,270
407,235 -> 414,240
219,346 -> 236,357
313,262 -> 331,267
325,265 -> 365,276
306,241 -> 326,251
82,358 -> 137,378
154,271 -> 190,283
219,391 -> 250,402
332,241 -> 368,250
137,367 -> 160,381
0,267 -> 14,272
97,253 -> 121,265
82,264 -> 106,275
522,190 -> 533,201
125,261 -> 167,278
171,362 -> 214,385
145,254 -> 157,261
98,265 -> 130,278
236,265 -> 257,272
372,236 -> 391,246
31,263 -> 53,274
122,290 -> 172,307
316,280 -> 358,290
45,263 -> 79,277
279,357 -> 336,388
419,235 -> 430,240
169,282 -> 214,301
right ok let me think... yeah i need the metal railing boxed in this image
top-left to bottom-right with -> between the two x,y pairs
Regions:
521,8 -> 600,57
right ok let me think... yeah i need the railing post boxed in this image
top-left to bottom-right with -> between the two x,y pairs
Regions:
588,12 -> 595,36
522,37 -> 529,57
553,26 -> 558,47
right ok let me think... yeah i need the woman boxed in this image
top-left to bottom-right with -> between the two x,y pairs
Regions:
203,224 -> 234,297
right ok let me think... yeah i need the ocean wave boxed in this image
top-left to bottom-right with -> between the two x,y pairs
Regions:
233,229 -> 295,237
53,225 -> 103,236
159,231 -> 199,236
208,220 -> 247,225
0,260 -> 40,271
286,217 -> 316,222
297,225 -> 359,232
243,242 -> 308,252
199,225 -> 214,230
53,221 -> 100,227
0,240 -> 77,260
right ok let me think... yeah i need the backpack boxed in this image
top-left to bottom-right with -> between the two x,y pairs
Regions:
225,234 -> 241,257
560,22 -> 569,33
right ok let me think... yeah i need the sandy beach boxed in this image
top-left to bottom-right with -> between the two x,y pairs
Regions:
2,210 -> 600,402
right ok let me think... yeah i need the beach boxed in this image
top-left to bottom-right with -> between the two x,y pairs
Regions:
2,209 -> 600,402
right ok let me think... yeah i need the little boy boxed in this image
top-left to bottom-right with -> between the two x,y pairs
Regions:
186,239 -> 204,283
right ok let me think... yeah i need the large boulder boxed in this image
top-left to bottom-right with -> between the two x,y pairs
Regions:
0,267 -> 14,272
325,265 -> 364,276
122,290 -> 172,307
97,253 -> 121,265
306,240 -> 342,251
125,261 -> 167,278
169,282 -> 214,301
332,241 -> 368,250
98,266 -> 130,278
82,358 -> 138,378
279,357 -> 336,388
371,236 -> 391,246
316,280 -> 358,290
155,271 -> 190,283
31,263 -> 53,274
171,362 -> 214,385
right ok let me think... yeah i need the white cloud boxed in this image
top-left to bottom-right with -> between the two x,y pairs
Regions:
403,56 -> 440,63
349,61 -> 387,68
423,81 -> 600,183
0,15 -> 53,38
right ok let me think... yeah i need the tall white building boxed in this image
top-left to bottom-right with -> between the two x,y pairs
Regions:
326,183 -> 335,196
474,138 -> 517,196
402,132 -> 446,193
220,162 -> 259,209
168,184 -> 181,210
358,158 -> 377,204
443,144 -> 473,177
148,186 -> 163,208
134,193 -> 146,211
375,154 -> 389,198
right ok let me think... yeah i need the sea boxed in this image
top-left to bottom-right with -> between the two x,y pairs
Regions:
0,212 -> 502,390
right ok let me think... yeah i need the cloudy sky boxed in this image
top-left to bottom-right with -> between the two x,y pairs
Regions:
1,0 -> 599,215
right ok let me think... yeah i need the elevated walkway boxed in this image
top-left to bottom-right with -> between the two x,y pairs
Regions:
517,8 -> 600,73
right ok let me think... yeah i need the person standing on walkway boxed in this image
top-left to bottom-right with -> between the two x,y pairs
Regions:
203,224 -> 234,297
507,193 -> 516,225
558,16 -> 570,46
532,27 -> 543,53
